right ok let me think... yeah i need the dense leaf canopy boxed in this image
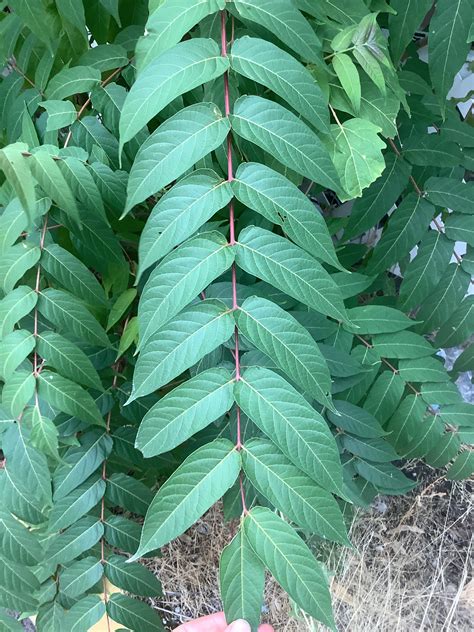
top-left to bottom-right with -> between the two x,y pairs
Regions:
0,1 -> 473,629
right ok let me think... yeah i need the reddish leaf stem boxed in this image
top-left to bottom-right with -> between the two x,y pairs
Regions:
99,370 -> 118,632
221,11 -> 244,459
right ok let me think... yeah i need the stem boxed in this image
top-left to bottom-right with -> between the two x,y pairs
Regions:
63,62 -> 130,148
33,216 -> 49,377
221,10 -> 243,460
388,138 -> 463,265
99,370 -> 118,632
354,333 -> 445,417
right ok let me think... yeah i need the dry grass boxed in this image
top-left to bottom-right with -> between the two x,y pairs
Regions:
146,467 -> 473,631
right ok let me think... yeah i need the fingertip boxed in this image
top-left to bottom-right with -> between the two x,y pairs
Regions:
227,619 -> 251,632
258,625 -> 274,632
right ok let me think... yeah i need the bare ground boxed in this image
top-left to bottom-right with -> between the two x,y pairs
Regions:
146,465 -> 473,631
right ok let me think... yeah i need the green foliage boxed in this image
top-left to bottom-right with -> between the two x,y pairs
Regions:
0,1 -> 472,630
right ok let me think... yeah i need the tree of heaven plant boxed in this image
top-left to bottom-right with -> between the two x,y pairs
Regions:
0,1 -> 473,630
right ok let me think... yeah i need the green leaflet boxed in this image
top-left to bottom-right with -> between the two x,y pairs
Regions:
235,367 -> 344,496
28,150 -> 80,225
235,226 -> 348,322
64,205 -> 129,293
36,331 -> 103,391
453,344 -> 474,374
78,43 -> 128,71
0,557 -> 39,611
72,116 -> 124,171
235,296 -> 333,409
244,507 -> 335,629
345,155 -> 411,238
368,193 -> 435,273
3,2 -> 474,625
398,357 -> 450,383
372,331 -> 435,359
402,134 -> 463,167
60,557 -> 104,599
230,36 -> 329,132
45,66 -> 101,101
126,102 -> 230,211
0,509 -> 44,565
0,464 -> 48,524
30,405 -> 60,461
385,394 -> 426,449
341,434 -> 400,463
105,555 -> 162,597
333,52 -> 361,113
354,459 -> 417,493
40,100 -> 77,132
0,145 -> 36,221
37,288 -> 110,348
439,403 -> 474,427
131,439 -> 240,559
232,0 -> 322,65
136,367 -> 234,457
130,300 -> 235,401
64,595 -> 106,632
37,371 -> 104,427
445,213 -> 474,247
138,169 -> 233,279
138,231 -> 234,349
3,424 -> 51,507
48,477 -> 105,532
421,381 -> 462,406
107,288 -> 137,331
389,0 -> 433,64
331,118 -> 386,198
46,515 -> 103,566
58,157 -> 107,224
230,96 -> 342,193
88,162 -> 127,217
327,400 -> 386,438
55,0 -> 88,41
53,431 -> 113,500
0,286 -> 37,339
416,264 -> 471,334
345,305 -> 415,334
2,370 -> 35,417
435,296 -> 474,348
8,0 -> 56,53
446,451 -> 474,481
243,438 -> 350,544
105,472 -> 153,516
332,271 -> 374,299
426,432 -> 462,468
0,199 -> 27,254
429,0 -> 472,108
104,515 -> 141,555
117,316 -> 138,359
0,242 -> 40,293
232,162 -> 344,271
425,176 -> 474,215
106,593 -> 165,631
339,76 -> 400,138
316,0 -> 368,23
220,528 -> 265,632
398,231 -> 453,310
120,38 -> 229,148
136,0 -> 226,71
36,601 -> 67,632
